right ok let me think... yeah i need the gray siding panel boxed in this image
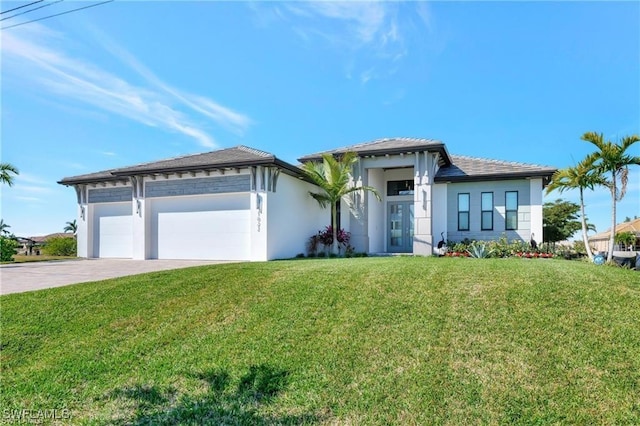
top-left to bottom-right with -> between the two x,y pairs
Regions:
146,175 -> 250,198
88,187 -> 133,203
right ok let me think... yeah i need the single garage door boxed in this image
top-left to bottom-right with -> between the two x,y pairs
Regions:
93,202 -> 133,258
150,194 -> 251,260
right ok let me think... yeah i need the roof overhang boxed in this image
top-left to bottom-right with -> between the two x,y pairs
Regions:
299,143 -> 452,167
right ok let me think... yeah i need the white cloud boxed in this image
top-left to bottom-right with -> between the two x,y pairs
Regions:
1,23 -> 253,149
253,2 -> 431,84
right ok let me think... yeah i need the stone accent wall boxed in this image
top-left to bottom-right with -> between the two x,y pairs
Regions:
146,175 -> 250,198
88,187 -> 133,203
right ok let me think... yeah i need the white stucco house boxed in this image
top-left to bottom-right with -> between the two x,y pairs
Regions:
58,138 -> 556,261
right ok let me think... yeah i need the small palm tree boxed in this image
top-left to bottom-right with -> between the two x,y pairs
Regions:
582,132 -> 640,262
64,220 -> 78,235
0,219 -> 11,236
0,163 -> 19,186
302,152 -> 381,254
546,154 -> 606,261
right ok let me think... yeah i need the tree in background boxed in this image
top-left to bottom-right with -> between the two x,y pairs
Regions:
545,155 -> 605,261
582,132 -> 640,261
302,152 -> 380,254
64,220 -> 78,235
0,219 -> 11,236
543,199 -> 594,248
0,163 -> 19,186
614,231 -> 636,251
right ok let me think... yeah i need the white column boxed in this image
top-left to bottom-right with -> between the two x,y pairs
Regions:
131,177 -> 148,260
530,179 -> 543,244
413,152 -> 435,255
75,185 -> 90,258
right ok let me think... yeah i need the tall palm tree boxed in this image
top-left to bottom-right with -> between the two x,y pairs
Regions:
302,152 -> 381,254
546,154 -> 605,261
582,131 -> 640,262
0,219 -> 10,236
0,163 -> 19,186
64,220 -> 78,235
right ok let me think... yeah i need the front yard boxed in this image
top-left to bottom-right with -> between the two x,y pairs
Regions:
1,257 -> 638,424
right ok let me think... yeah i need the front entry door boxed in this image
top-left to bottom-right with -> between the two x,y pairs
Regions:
388,202 -> 414,253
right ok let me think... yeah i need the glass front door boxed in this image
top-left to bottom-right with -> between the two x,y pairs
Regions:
388,202 -> 414,253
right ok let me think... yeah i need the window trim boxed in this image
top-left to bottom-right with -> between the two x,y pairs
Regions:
505,191 -> 518,230
458,193 -> 470,231
481,192 -> 493,231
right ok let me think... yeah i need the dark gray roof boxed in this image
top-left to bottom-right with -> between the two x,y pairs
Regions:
58,146 -> 303,185
435,155 -> 557,183
57,168 -> 127,185
298,137 -> 451,165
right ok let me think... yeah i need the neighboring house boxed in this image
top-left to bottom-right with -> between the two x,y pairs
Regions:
588,218 -> 640,253
58,138 -> 556,261
18,232 -> 72,255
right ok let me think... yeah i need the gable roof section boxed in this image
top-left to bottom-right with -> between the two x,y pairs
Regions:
435,155 -> 556,183
298,137 -> 451,166
58,146 -> 303,185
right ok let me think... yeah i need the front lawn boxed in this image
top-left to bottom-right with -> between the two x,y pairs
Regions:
1,258 -> 639,424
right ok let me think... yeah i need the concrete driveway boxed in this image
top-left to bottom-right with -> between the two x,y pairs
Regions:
0,259 -> 230,295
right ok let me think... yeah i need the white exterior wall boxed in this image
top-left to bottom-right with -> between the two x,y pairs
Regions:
446,179 -> 533,242
367,168 -> 385,253
529,178 -> 544,245
432,183 -> 448,243
266,173 -> 327,259
76,203 -> 89,258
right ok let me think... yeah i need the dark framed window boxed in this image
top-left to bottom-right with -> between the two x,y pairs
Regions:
481,192 -> 493,230
505,191 -> 518,230
387,180 -> 414,196
458,193 -> 470,231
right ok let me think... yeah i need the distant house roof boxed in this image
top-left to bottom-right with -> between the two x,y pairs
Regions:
435,155 -> 557,184
28,232 -> 74,243
298,137 -> 451,166
589,218 -> 640,241
58,146 -> 303,185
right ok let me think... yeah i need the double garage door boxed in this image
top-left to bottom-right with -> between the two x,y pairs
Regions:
92,194 -> 251,260
150,194 -> 251,260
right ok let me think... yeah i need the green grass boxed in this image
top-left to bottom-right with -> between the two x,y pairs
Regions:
1,257 -> 639,424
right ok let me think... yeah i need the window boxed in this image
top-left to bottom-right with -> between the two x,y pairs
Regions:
505,191 -> 518,230
481,192 -> 493,230
458,193 -> 470,231
387,180 -> 414,196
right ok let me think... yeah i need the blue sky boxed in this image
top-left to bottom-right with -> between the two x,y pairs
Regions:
1,1 -> 639,238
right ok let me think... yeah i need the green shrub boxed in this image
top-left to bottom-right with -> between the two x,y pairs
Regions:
467,241 -> 493,258
0,236 -> 18,262
42,236 -> 77,257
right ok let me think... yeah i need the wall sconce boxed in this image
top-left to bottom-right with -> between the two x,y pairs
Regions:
256,193 -> 263,213
80,205 -> 86,221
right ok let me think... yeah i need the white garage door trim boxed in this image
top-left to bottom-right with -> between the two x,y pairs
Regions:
93,202 -> 133,258
150,194 -> 251,260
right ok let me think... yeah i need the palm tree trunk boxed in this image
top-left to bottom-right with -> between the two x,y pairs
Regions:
579,188 -> 594,261
608,173 -> 617,262
332,202 -> 338,255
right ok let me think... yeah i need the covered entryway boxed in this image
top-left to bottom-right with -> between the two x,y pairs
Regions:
387,201 -> 414,253
150,194 -> 251,260
92,202 -> 133,258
